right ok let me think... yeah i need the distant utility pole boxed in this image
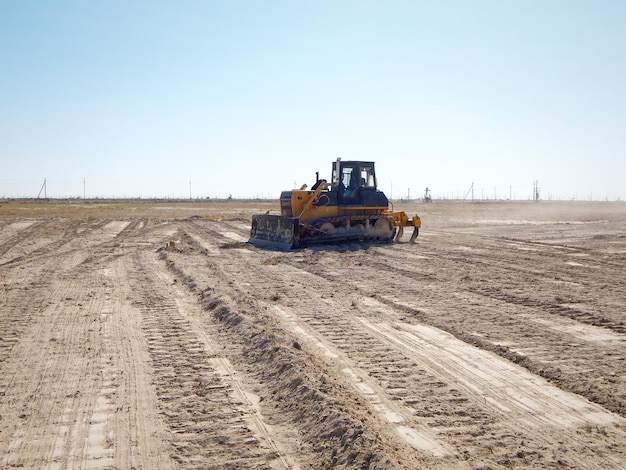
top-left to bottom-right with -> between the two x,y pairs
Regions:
83,178 -> 86,202
189,180 -> 192,200
37,178 -> 47,199
463,181 -> 474,201
533,180 -> 540,201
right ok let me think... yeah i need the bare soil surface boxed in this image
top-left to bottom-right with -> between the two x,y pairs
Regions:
1,199 -> 625,469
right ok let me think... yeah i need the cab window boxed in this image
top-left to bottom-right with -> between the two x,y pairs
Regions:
360,165 -> 375,188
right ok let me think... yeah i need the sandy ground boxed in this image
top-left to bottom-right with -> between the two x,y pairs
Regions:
0,199 -> 625,469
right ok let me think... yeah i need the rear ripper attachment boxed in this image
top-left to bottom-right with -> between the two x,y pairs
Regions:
249,159 -> 421,250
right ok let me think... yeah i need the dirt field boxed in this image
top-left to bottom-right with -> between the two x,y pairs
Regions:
1,199 -> 625,469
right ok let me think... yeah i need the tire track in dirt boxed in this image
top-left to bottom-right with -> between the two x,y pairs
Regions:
0,218 -> 116,269
175,220 -> 626,468
0,219 -> 176,469
126,249 -> 291,469
332,232 -> 626,418
94,249 -> 174,470
0,217 -> 143,270
149,252 -> 298,470
109,215 -> 626,436
0,219 -> 79,267
262,264 -> 626,468
1,257 -> 149,468
410,229 -> 626,327
164,224 -> 406,468
357,314 -> 619,429
0,218 -> 136,365
0,220 -> 79,364
0,220 -> 38,257
267,303 -> 458,463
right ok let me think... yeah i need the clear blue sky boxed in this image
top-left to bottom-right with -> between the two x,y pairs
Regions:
1,1 -> 625,200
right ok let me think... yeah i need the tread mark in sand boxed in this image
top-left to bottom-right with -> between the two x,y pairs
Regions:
128,253 -> 284,469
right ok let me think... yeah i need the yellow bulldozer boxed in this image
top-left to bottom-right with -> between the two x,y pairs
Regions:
249,159 -> 421,249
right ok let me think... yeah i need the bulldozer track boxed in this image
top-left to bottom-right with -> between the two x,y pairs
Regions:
185,217 -> 626,410
161,219 -> 626,468
127,251 -> 289,469
275,235 -> 626,419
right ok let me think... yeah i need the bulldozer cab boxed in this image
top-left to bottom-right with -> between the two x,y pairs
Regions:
332,160 -> 377,204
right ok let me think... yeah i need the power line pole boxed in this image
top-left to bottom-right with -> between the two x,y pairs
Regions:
83,178 -> 86,202
37,178 -> 47,199
463,181 -> 474,201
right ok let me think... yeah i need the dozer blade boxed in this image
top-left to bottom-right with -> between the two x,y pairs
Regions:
249,214 -> 300,250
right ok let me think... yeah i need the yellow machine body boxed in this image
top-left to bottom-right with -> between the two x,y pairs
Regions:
250,159 -> 421,249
